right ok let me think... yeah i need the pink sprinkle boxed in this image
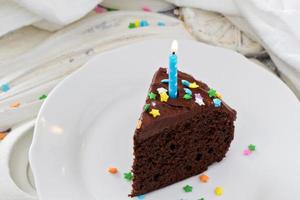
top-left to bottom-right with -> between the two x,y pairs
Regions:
243,149 -> 252,156
142,6 -> 151,12
195,93 -> 202,99
95,6 -> 106,14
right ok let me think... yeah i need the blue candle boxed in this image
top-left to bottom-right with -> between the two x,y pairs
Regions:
169,40 -> 178,99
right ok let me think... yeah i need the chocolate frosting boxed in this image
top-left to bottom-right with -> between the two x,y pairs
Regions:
135,68 -> 236,141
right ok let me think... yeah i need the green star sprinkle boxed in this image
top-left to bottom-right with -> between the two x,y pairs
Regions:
144,104 -> 150,112
183,94 -> 192,100
183,185 -> 193,192
208,89 -> 217,98
148,92 -> 156,100
248,144 -> 256,151
124,172 -> 133,181
39,94 -> 47,100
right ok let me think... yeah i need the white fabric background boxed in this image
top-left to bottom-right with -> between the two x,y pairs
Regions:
167,0 -> 300,97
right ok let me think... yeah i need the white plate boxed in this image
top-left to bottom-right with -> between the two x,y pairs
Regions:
30,39 -> 300,200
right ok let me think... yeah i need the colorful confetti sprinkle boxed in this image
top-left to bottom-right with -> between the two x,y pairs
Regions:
216,92 -> 223,99
10,101 -> 20,108
142,6 -> 151,12
39,94 -> 47,100
134,20 -> 140,28
195,97 -> 205,106
94,6 -> 106,13
189,82 -> 199,89
243,149 -> 252,156
144,104 -> 150,112
128,23 -> 135,29
157,21 -> 166,26
160,92 -> 169,102
140,20 -> 149,27
195,93 -> 202,99
184,88 -> 192,95
137,194 -> 145,199
182,80 -> 190,87
136,120 -> 142,129
0,132 -> 7,140
161,79 -> 169,84
157,87 -> 167,94
183,94 -> 192,100
124,172 -> 133,181
248,144 -> 256,151
149,109 -> 160,118
208,89 -> 217,98
1,83 -> 10,92
108,167 -> 118,174
214,187 -> 223,196
213,98 -> 222,107
183,185 -> 193,192
148,92 -> 156,100
199,174 -> 209,183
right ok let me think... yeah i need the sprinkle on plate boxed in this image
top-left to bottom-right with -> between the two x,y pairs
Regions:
183,185 -> 193,192
108,167 -> 118,174
124,172 -> 133,181
199,174 -> 209,183
214,186 -> 223,196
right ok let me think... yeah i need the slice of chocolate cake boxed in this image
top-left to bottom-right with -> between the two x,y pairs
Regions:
131,68 -> 236,197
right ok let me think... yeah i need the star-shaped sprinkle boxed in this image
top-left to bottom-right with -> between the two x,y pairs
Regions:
1,83 -> 10,92
149,109 -> 160,118
124,172 -> 133,181
160,92 -> 169,102
182,80 -> 190,87
161,79 -> 169,84
137,194 -> 145,199
144,104 -> 150,112
183,185 -> 193,192
215,187 -> 223,196
183,94 -> 192,100
243,149 -> 251,156
184,88 -> 192,95
195,98 -> 205,106
213,98 -> 222,107
189,82 -> 199,89
157,87 -> 167,94
136,120 -> 142,129
248,144 -> 256,151
208,89 -> 217,98
39,94 -> 47,100
195,93 -> 202,99
148,92 -> 156,100
216,92 -> 223,99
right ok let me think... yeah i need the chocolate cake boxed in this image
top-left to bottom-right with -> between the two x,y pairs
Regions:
131,67 -> 236,197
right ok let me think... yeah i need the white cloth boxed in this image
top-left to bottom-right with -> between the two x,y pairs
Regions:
0,0 -> 100,37
166,0 -> 300,99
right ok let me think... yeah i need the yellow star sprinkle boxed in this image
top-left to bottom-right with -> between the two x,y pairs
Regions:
189,82 -> 199,89
149,109 -> 160,118
216,92 -> 223,99
160,92 -> 169,102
